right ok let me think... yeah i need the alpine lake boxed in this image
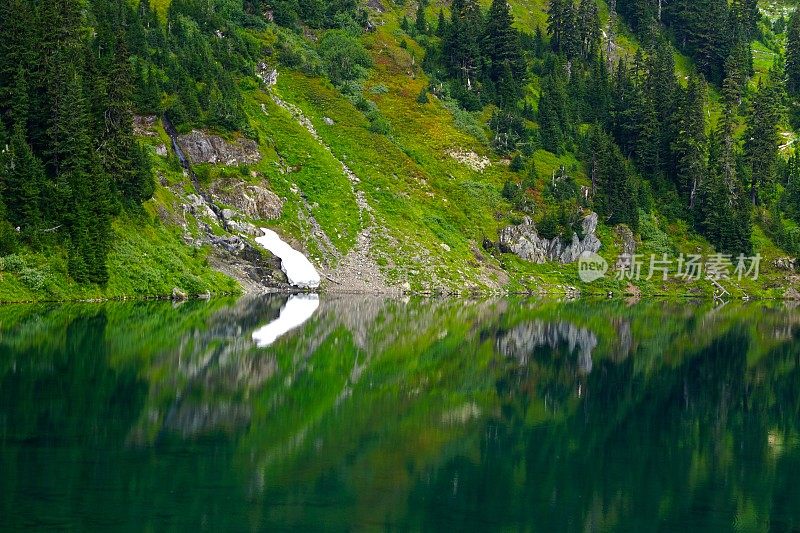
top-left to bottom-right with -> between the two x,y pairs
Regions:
2,295 -> 800,530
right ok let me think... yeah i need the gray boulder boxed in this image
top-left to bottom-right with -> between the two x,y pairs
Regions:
499,212 -> 601,264
177,130 -> 261,166
211,180 -> 283,221
256,62 -> 278,86
133,115 -> 158,136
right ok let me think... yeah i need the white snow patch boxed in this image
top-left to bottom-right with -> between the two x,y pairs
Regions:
255,228 -> 321,288
252,294 -> 320,348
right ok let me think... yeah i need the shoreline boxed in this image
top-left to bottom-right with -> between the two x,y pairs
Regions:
0,284 -> 798,305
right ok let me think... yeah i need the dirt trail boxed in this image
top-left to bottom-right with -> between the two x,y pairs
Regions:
269,92 -> 394,293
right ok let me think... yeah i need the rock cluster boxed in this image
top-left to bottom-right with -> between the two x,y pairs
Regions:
256,61 -> 278,86
177,130 -> 261,166
774,257 -> 797,271
133,115 -> 158,136
498,212 -> 601,264
210,180 -> 283,221
447,149 -> 491,172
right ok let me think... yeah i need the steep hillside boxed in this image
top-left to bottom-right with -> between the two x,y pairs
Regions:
0,0 -> 798,301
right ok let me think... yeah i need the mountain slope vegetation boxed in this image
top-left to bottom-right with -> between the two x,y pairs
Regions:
0,0 -> 798,300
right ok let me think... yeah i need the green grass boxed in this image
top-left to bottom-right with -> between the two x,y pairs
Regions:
0,212 -> 239,303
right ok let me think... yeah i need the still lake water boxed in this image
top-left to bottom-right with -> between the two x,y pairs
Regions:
1,295 -> 800,531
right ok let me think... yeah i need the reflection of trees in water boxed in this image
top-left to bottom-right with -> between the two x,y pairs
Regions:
2,299 -> 800,530
419,321 -> 800,531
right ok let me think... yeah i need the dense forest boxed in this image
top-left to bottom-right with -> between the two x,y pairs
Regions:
1,0 -> 799,295
413,0 -> 796,256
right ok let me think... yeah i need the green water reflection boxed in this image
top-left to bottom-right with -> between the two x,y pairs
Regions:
1,296 -> 799,530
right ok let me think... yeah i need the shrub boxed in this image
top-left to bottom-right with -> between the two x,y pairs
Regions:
441,97 -> 488,144
346,93 -> 377,113
367,111 -> 391,135
502,180 -> 522,204
275,28 -> 323,75
510,154 -> 524,172
19,267 -> 47,292
2,254 -> 26,273
537,213 -> 559,240
318,30 -> 372,86
544,170 -> 579,202
638,210 -> 674,255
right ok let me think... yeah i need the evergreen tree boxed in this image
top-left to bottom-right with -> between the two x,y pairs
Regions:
588,127 -> 640,230
484,0 -> 525,104
745,69 -> 785,205
610,59 -> 640,158
617,0 -> 654,34
583,54 -> 611,125
533,26 -> 546,58
783,151 -> 800,224
670,73 -> 707,207
10,67 -> 30,135
666,0 -> 733,85
634,88 -> 660,176
4,124 -> 45,239
415,0 -> 427,35
723,39 -> 753,107
444,0 -> 483,91
561,2 -> 581,59
538,66 -> 570,154
99,36 -> 153,205
547,0 -> 569,54
0,0 -> 36,109
644,42 -> 678,175
135,63 -> 163,114
436,9 -> 447,38
786,9 -> 800,97
47,61 -> 113,284
576,0 -> 600,58
699,108 -> 752,254
732,0 -> 760,40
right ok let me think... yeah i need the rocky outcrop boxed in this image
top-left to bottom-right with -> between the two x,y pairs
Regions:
447,149 -> 491,172
133,115 -> 158,136
210,179 -> 283,221
615,224 -> 637,256
499,212 -> 601,264
774,257 -> 797,271
177,130 -> 261,166
256,61 -> 278,86
367,0 -> 385,12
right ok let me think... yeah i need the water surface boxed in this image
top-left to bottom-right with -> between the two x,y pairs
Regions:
1,296 -> 799,530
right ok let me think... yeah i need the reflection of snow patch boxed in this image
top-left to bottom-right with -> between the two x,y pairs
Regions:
255,228 -> 321,288
252,294 -> 319,347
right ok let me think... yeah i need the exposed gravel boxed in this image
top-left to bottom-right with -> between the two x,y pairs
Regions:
269,90 -> 397,294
